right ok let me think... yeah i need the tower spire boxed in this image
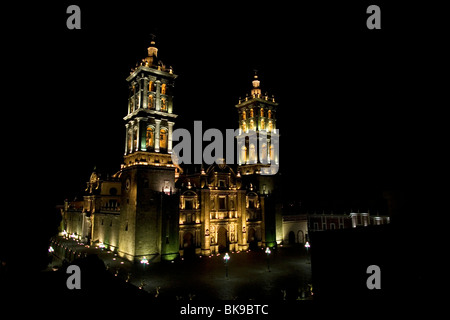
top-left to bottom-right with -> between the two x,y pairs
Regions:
251,70 -> 261,97
147,34 -> 158,58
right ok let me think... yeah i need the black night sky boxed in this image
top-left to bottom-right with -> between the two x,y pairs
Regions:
3,1 -> 438,276
43,2 -> 411,210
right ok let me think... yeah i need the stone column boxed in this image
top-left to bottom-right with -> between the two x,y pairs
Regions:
154,119 -> 161,152
136,119 -> 141,151
155,80 -> 161,111
142,76 -> 148,109
124,123 -> 129,155
168,121 -> 174,154
129,121 -> 134,153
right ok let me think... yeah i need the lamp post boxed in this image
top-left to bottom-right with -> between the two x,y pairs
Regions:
304,242 -> 310,264
265,247 -> 271,272
141,256 -> 149,271
223,252 -> 230,279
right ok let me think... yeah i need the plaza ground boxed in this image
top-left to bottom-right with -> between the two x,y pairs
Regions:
48,236 -> 312,300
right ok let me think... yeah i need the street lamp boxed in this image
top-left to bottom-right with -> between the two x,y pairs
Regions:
265,247 -> 271,272
223,252 -> 230,279
304,242 -> 310,263
141,256 -> 149,269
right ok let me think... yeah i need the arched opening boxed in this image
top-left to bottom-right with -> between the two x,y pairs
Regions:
260,144 -> 267,163
242,121 -> 246,132
146,127 -> 154,150
128,130 -> 132,153
183,232 -> 195,257
159,128 -> 167,150
218,227 -> 228,253
249,144 -> 256,163
240,145 -> 247,164
270,144 -> 275,162
248,227 -> 257,250
161,97 -> 167,111
148,95 -> 154,109
288,231 -> 296,245
297,230 -> 304,244
133,128 -> 138,151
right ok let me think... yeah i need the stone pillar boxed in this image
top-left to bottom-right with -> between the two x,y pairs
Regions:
201,189 -> 211,256
154,119 -> 161,152
129,121 -> 134,153
124,123 -> 129,155
142,76 -> 148,110
155,80 -> 161,111
136,119 -> 141,151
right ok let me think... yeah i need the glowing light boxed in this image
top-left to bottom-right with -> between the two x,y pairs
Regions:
265,247 -> 271,254
98,242 -> 106,249
223,253 -> 230,261
304,242 -> 310,248
48,246 -> 54,253
141,256 -> 149,265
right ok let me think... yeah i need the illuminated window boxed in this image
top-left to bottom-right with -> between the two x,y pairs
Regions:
261,144 -> 267,162
249,144 -> 256,162
268,110 -> 272,119
160,129 -> 167,149
242,121 -> 246,132
268,121 -> 273,132
149,81 -> 154,92
146,127 -> 154,149
148,95 -> 154,109
249,119 -> 254,130
260,108 -> 264,117
161,83 -> 166,95
260,119 -> 265,130
242,111 -> 246,120
240,145 -> 247,163
250,109 -> 254,118
161,98 -> 167,111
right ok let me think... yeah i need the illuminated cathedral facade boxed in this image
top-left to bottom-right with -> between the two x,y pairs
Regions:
61,39 -> 283,262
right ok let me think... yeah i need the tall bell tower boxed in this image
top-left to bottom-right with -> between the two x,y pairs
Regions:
118,36 -> 179,262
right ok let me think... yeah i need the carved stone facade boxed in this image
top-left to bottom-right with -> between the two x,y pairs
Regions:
176,162 -> 269,256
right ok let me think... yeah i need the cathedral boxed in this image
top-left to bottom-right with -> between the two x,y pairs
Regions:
61,38 -> 283,263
